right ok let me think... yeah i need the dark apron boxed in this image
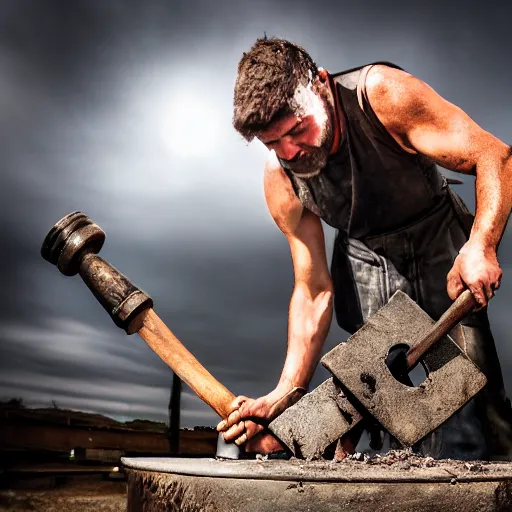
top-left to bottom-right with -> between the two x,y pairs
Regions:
331,188 -> 512,460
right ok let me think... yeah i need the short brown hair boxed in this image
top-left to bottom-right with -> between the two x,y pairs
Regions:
233,37 -> 318,141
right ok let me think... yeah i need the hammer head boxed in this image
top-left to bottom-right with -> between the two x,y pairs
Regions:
321,291 -> 487,447
42,212 -> 153,333
41,211 -> 105,276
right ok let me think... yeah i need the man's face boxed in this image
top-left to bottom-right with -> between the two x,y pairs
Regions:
257,82 -> 334,178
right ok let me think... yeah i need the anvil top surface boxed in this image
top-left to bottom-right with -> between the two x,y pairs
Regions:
121,457 -> 512,483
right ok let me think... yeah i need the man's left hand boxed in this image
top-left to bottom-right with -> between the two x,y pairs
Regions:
447,241 -> 502,307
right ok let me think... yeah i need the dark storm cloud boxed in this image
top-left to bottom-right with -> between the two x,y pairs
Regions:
0,0 -> 510,427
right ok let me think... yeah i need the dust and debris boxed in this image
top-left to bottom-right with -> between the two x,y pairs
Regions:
345,452 -> 369,462
332,448 -> 439,469
213,446 -> 494,475
463,462 -> 489,473
367,449 -> 437,469
327,447 -> 496,475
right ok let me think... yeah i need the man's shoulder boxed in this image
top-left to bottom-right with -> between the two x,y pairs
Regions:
263,152 -> 305,236
331,61 -> 405,88
263,151 -> 294,201
364,65 -> 424,122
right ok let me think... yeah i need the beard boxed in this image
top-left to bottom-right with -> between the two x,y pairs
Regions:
280,95 -> 336,179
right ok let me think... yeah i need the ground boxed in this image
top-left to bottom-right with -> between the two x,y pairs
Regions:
0,476 -> 126,512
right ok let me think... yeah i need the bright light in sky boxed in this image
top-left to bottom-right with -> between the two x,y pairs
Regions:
160,92 -> 221,158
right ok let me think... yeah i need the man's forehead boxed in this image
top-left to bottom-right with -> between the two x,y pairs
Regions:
257,113 -> 300,143
257,80 -> 327,144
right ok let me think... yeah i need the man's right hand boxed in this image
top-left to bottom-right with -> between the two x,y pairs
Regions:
216,387 -> 307,452
216,392 -> 281,448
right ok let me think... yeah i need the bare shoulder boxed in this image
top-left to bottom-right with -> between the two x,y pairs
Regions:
365,64 -> 424,112
364,64 -> 438,153
263,151 -> 304,236
363,65 -> 508,173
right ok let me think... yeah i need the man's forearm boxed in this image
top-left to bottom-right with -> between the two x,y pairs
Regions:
275,282 -> 333,394
469,148 -> 512,250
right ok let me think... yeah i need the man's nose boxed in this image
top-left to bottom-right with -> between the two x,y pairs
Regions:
277,140 -> 300,161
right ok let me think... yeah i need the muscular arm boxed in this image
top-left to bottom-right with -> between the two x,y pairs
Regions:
264,153 -> 334,395
217,153 -> 334,452
365,65 -> 512,305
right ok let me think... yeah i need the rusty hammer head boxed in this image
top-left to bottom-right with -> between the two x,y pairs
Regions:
41,211 -> 153,333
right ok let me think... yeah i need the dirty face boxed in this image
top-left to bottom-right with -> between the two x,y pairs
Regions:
257,82 -> 335,178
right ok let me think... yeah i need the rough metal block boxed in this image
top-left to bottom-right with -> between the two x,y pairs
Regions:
269,378 -> 363,460
321,291 -> 487,447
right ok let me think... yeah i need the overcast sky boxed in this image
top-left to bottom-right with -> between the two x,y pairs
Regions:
0,0 -> 510,428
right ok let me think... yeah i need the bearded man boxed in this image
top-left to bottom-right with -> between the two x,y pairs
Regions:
217,37 -> 512,460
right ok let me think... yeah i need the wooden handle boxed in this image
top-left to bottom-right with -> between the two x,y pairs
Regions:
406,290 -> 476,369
129,308 -> 235,419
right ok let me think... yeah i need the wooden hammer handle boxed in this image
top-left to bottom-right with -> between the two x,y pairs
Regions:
129,308 -> 236,419
406,289 -> 476,369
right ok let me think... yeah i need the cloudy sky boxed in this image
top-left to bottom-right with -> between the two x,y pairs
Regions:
0,0 -> 510,428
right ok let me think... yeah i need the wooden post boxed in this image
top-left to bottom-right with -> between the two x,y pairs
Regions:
169,373 -> 182,455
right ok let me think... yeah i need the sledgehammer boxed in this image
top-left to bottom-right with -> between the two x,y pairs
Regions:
41,212 -> 302,459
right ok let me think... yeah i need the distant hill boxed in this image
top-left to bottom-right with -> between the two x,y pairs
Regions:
122,419 -> 168,433
0,401 -> 176,433
0,400 -> 217,459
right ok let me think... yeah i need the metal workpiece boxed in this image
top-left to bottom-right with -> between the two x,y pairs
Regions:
269,378 -> 363,460
41,211 -> 153,333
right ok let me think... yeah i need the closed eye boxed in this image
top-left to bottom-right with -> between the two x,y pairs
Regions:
289,125 -> 305,137
262,119 -> 305,146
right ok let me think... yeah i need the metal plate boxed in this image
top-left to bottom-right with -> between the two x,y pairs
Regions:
269,378 -> 363,459
321,291 -> 487,447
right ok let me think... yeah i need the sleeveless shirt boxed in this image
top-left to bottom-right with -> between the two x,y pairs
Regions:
281,62 -> 447,239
